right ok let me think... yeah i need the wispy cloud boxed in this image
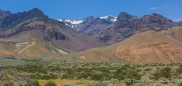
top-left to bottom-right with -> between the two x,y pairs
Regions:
149,7 -> 161,10
149,5 -> 172,10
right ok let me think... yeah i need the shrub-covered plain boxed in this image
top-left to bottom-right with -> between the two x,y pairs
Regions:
0,58 -> 182,86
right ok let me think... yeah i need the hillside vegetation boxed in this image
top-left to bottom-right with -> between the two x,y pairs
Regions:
76,27 -> 182,62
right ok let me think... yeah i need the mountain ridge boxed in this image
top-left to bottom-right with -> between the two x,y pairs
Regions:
58,12 -> 180,45
0,8 -> 106,59
58,15 -> 116,36
93,12 -> 180,44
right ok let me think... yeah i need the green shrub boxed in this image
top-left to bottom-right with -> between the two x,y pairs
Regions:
176,81 -> 182,86
133,83 -> 149,86
17,80 -> 27,86
14,82 -> 19,86
91,73 -> 105,81
61,83 -> 74,86
96,81 -> 114,86
6,57 -> 16,59
41,74 -> 57,80
44,81 -> 56,86
3,75 -> 11,81
176,65 -> 182,74
152,66 -> 172,80
4,68 -> 14,72
15,77 -> 40,86
153,83 -> 163,86
27,79 -> 40,86
161,66 -> 172,78
144,68 -> 151,71
2,80 -> 14,86
86,82 -> 90,86
85,81 -> 98,86
125,79 -> 133,86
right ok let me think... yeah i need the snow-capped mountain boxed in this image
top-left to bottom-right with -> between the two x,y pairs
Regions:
58,15 -> 116,36
58,19 -> 85,28
99,15 -> 117,22
58,15 -> 116,28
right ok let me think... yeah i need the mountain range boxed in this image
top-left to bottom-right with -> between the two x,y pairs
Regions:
0,8 -> 182,62
59,12 -> 179,44
58,15 -> 116,36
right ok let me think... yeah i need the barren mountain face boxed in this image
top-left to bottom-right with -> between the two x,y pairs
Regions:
93,13 -> 179,44
0,8 -> 106,58
76,28 -> 182,62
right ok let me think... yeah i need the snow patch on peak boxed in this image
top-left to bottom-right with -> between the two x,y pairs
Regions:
111,17 -> 117,22
65,23 -> 69,26
58,19 -> 63,21
67,20 -> 83,24
58,19 -> 84,24
99,15 -> 117,22
58,15 -> 117,28
100,16 -> 110,19
58,19 -> 85,28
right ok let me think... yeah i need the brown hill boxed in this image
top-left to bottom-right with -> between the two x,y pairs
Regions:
94,13 -> 179,44
0,38 -> 57,59
76,27 -> 182,62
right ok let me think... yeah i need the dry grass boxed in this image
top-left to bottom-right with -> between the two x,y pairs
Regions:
38,79 -> 126,86
38,79 -> 87,86
76,27 -> 182,62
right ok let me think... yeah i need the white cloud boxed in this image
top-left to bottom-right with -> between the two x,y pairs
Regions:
149,7 -> 161,10
149,5 -> 171,10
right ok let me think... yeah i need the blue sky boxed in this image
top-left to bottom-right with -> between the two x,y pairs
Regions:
0,0 -> 182,21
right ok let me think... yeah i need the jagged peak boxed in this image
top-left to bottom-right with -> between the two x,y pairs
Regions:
143,13 -> 166,18
116,11 -> 133,22
150,13 -> 163,17
27,8 -> 45,17
141,13 -> 174,22
118,11 -> 129,15
87,16 -> 95,19
85,16 -> 95,21
29,8 -> 43,13
0,8 -> 47,30
0,9 -> 11,16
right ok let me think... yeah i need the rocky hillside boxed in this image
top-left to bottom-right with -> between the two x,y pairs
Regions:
76,27 -> 182,62
116,12 -> 136,23
177,21 -> 182,26
93,12 -> 179,44
0,9 -> 11,24
0,8 -> 47,31
0,8 -> 106,58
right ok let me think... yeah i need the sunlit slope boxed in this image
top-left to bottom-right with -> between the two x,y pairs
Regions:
0,31 -> 68,59
160,27 -> 182,42
76,27 -> 182,62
